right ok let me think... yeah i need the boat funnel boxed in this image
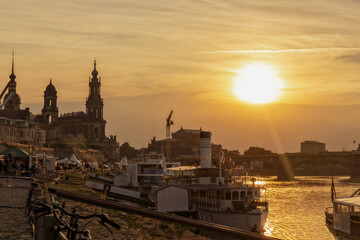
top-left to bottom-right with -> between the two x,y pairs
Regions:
200,131 -> 212,168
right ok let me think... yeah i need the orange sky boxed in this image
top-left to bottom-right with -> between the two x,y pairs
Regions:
1,0 -> 360,152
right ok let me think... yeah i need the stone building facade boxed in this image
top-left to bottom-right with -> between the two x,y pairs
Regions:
0,54 -> 44,146
37,60 -> 119,160
0,55 -> 118,160
148,127 -> 221,162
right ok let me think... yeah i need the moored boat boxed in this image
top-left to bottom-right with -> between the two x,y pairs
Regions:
154,131 -> 269,233
325,186 -> 360,240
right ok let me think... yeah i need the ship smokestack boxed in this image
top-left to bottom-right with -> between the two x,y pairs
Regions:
200,131 -> 212,168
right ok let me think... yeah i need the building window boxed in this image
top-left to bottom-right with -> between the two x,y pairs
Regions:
232,191 -> 239,200
240,191 -> 246,198
225,191 -> 231,200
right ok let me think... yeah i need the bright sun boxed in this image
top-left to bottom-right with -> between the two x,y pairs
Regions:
233,63 -> 284,104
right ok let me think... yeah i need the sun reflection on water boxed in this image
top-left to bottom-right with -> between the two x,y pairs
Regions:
255,180 -> 265,185
264,222 -> 273,237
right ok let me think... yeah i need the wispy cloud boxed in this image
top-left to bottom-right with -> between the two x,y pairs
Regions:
203,48 -> 360,54
336,53 -> 360,63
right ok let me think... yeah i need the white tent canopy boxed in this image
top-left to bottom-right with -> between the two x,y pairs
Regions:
57,157 -> 75,166
58,157 -> 70,164
69,154 -> 82,167
89,162 -> 98,169
120,157 -> 128,166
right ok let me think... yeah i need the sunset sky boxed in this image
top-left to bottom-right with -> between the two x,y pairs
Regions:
1,0 -> 360,152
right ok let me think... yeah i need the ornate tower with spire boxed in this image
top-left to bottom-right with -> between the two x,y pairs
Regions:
42,79 -> 58,125
4,52 -> 21,112
85,60 -> 106,141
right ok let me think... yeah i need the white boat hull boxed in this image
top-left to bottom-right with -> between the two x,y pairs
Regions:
197,209 -> 268,233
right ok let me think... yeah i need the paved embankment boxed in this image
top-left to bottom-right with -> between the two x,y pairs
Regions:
0,177 -> 32,240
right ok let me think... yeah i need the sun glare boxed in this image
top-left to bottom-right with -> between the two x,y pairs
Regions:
233,63 -> 284,104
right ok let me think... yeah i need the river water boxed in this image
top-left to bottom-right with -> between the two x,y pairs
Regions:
262,176 -> 359,240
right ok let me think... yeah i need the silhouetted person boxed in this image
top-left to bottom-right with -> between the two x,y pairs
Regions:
4,157 -> 9,173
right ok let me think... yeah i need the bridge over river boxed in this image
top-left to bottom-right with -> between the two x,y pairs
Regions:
231,152 -> 360,180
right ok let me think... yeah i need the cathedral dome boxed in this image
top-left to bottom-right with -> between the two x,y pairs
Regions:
45,79 -> 57,96
4,92 -> 21,108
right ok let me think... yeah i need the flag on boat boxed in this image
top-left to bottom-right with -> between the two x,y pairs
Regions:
221,151 -> 226,166
331,176 -> 336,201
157,156 -> 167,175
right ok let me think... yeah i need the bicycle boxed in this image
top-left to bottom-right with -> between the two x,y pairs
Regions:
26,189 -> 120,240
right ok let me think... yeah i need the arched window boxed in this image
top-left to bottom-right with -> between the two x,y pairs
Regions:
225,191 -> 231,200
240,191 -> 246,198
247,191 -> 252,196
216,190 -> 221,199
232,191 -> 239,200
94,127 -> 99,137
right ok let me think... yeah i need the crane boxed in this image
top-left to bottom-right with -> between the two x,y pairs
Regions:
166,110 -> 174,161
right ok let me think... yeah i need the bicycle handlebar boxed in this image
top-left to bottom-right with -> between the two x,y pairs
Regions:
101,214 -> 120,230
30,199 -> 120,231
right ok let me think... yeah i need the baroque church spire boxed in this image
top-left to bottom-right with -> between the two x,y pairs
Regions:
91,59 -> 98,80
4,51 -> 21,112
9,51 -> 16,82
9,51 -> 17,92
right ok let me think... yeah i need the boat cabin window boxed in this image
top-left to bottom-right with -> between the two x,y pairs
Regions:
247,191 -> 252,196
240,191 -> 246,198
220,191 -> 225,200
216,190 -> 221,199
232,191 -> 239,200
200,190 -> 206,197
341,205 -> 350,215
225,191 -> 231,200
351,206 -> 360,217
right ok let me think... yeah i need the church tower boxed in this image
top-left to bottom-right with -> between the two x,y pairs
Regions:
42,79 -> 58,125
85,60 -> 106,141
4,52 -> 21,112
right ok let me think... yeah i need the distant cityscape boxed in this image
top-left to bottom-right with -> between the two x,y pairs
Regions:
0,54 -> 359,181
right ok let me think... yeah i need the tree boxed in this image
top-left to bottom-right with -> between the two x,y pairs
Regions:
120,142 -> 138,158
244,146 -> 274,156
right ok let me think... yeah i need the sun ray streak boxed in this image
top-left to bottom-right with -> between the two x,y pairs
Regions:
262,108 -> 294,179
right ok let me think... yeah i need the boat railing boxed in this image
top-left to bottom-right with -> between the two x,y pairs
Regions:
325,207 -> 333,224
189,197 -> 220,212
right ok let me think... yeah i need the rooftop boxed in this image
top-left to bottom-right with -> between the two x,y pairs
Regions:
334,196 -> 360,207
